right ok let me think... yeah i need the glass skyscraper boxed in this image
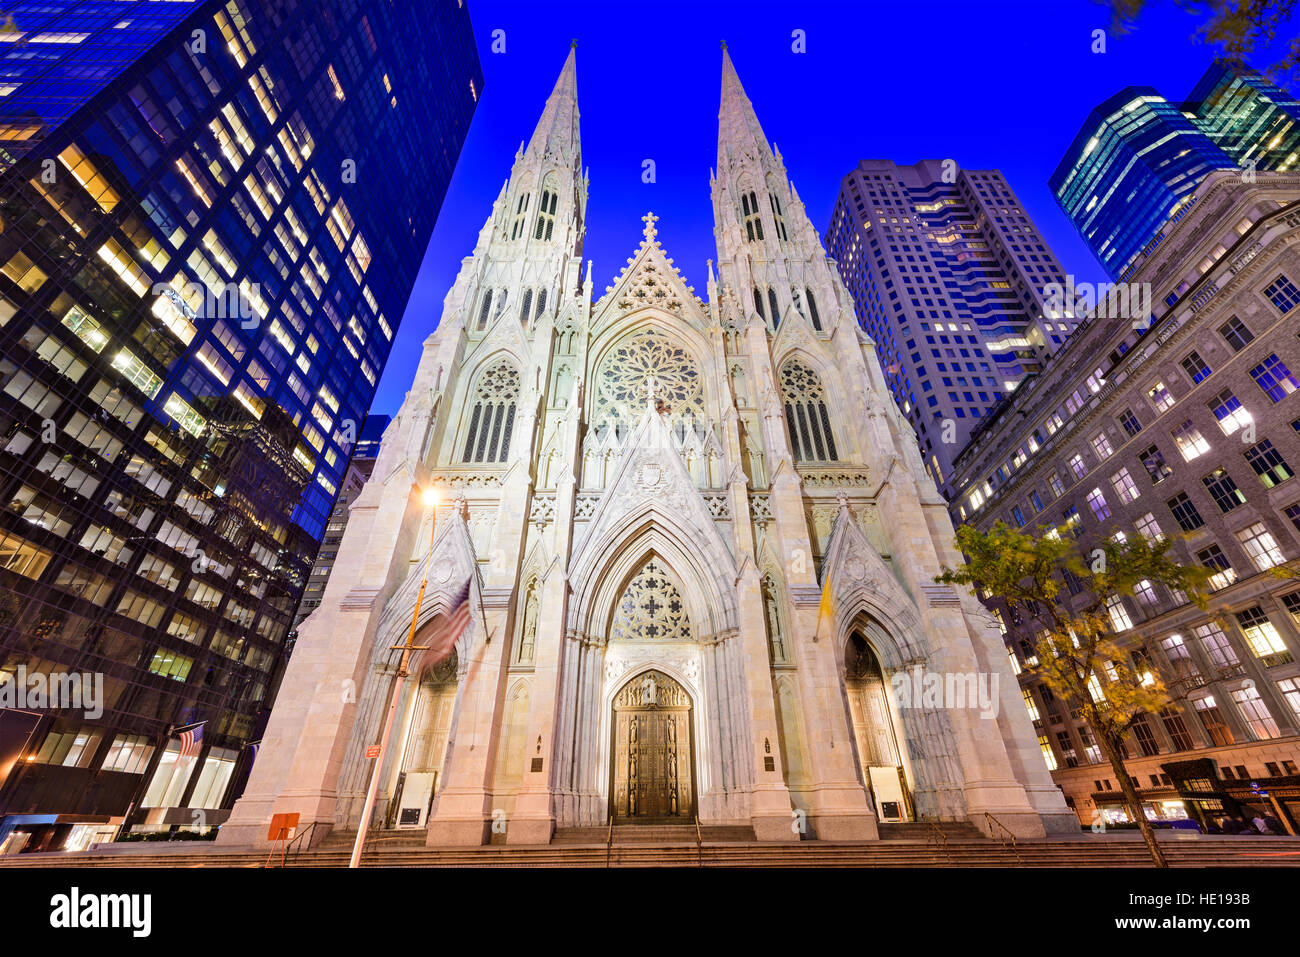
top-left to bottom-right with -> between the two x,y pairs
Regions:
0,0 -> 481,850
824,160 -> 1076,492
1052,60 -> 1299,280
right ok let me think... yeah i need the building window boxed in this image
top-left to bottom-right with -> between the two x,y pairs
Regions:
1193,621 -> 1241,668
1139,444 -> 1172,484
1277,677 -> 1300,723
1132,715 -> 1160,757
509,190 -> 530,240
1231,685 -> 1281,740
1207,389 -> 1251,435
1159,707 -> 1194,751
1244,440 -> 1292,488
1134,511 -> 1163,540
476,289 -> 493,331
1105,595 -> 1133,631
768,288 -> 781,330
1249,353 -> 1299,402
1235,606 -> 1289,660
1286,503 -> 1300,533
1134,579 -> 1158,605
518,288 -> 533,326
741,190 -> 764,242
1167,492 -> 1205,532
1038,735 -> 1058,771
1029,489 -> 1044,512
1086,487 -> 1110,522
534,185 -> 557,240
461,360 -> 519,464
1091,432 -> 1113,459
1193,696 -> 1235,747
779,358 -> 838,462
1048,472 -> 1065,497
1118,408 -> 1143,437
1180,350 -> 1213,384
1010,504 -> 1026,526
769,191 -> 788,242
1197,544 -> 1236,590
1236,522 -> 1285,571
1068,453 -> 1087,480
1201,468 -> 1245,513
804,287 -> 821,331
1263,273 -> 1300,314
1217,316 -> 1254,352
1171,420 -> 1210,462
1111,467 -> 1140,504
1062,505 -> 1083,539
1147,381 -> 1175,412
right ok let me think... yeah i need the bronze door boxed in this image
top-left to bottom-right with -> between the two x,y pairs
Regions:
610,670 -> 694,822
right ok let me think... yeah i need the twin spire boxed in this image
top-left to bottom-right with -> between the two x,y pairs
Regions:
519,45 -> 775,179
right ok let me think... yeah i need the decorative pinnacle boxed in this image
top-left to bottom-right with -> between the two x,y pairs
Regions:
720,39 -> 727,50
571,38 -> 578,49
641,211 -> 659,241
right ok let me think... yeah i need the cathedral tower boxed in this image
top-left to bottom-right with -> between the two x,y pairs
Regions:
218,48 -> 1073,850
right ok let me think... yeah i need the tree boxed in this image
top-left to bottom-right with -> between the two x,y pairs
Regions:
937,521 -> 1212,868
1101,0 -> 1299,85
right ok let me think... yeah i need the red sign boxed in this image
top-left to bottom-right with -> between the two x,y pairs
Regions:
267,812 -> 299,841
366,745 -> 381,759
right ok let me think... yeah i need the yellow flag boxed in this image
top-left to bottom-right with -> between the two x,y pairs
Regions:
815,573 -> 834,642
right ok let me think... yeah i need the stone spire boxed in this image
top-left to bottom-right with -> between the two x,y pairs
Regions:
718,46 -> 774,172
523,46 -> 580,170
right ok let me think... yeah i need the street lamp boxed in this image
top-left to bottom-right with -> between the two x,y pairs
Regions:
349,484 -> 440,868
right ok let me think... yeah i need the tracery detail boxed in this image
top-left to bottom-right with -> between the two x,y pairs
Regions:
610,558 -> 692,642
595,329 -> 704,423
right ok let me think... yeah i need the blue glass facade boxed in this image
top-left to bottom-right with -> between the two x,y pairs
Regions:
1052,62 -> 1300,280
0,0 -> 481,839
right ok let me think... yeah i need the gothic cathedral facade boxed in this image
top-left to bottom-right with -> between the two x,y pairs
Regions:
219,49 -> 1074,847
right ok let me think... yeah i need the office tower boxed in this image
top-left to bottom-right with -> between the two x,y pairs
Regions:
947,169 -> 1300,829
0,0 -> 481,851
824,159 -> 1076,491
1053,61 -> 1300,281
292,414 -> 390,628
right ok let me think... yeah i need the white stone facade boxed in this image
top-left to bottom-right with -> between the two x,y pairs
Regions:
218,48 -> 1074,848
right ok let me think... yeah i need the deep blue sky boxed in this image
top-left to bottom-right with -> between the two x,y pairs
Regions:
371,0 -> 1294,415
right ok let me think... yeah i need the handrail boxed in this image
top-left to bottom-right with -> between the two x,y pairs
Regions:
985,812 -> 1022,864
605,815 -> 614,869
695,815 -> 703,868
921,814 -> 951,864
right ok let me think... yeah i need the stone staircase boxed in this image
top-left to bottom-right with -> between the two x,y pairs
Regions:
2,831 -> 1299,868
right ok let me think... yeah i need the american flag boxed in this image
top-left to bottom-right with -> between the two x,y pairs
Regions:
414,578 -> 473,674
175,722 -> 205,760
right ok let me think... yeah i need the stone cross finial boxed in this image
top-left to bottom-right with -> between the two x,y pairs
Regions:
642,211 -> 658,241
644,374 -> 660,406
835,489 -> 850,513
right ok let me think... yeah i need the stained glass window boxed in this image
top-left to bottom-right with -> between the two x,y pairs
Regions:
595,329 -> 704,423
462,359 -> 518,463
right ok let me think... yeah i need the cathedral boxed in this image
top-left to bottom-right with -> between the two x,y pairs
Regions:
217,48 -> 1074,848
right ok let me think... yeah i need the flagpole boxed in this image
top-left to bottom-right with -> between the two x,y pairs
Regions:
349,486 -> 439,869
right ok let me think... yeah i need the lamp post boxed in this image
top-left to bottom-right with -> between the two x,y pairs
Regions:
349,485 -> 440,869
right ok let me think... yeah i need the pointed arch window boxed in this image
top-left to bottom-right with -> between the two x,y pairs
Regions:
742,190 -> 764,242
534,287 -> 547,321
534,186 -> 558,241
518,288 -> 533,326
476,289 -> 493,331
762,574 -> 787,663
753,286 -> 765,323
769,192 -> 788,242
805,287 -> 821,331
767,287 -> 781,330
462,359 -> 519,463
510,192 -> 530,240
780,358 -> 838,462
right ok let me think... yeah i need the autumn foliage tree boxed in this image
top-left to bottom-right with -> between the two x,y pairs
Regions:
1102,0 -> 1299,85
937,521 -> 1212,867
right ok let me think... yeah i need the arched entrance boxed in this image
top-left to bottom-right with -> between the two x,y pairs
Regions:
609,669 -> 695,823
388,653 -> 458,829
844,632 -> 912,822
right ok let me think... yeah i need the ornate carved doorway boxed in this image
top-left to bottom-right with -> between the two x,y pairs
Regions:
610,670 -> 694,823
845,632 -> 913,822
